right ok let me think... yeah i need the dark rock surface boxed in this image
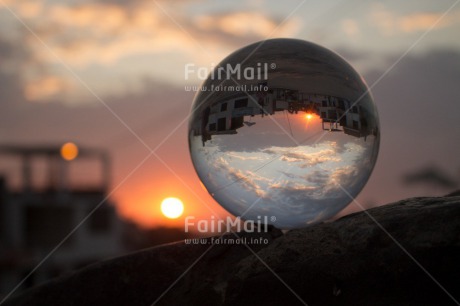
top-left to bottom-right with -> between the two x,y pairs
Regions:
4,196 -> 460,306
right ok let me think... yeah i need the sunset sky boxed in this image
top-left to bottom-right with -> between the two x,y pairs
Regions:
1,0 -> 460,228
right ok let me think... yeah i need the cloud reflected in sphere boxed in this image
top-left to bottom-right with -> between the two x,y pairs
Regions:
189,38 -> 380,229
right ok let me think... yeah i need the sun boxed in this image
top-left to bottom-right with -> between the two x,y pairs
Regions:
306,113 -> 313,120
161,197 -> 184,219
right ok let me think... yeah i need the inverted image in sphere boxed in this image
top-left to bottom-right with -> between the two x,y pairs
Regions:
189,38 -> 379,229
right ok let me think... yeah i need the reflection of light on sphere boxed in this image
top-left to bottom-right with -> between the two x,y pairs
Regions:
188,38 -> 380,229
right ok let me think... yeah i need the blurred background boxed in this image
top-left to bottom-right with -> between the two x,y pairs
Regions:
1,0 -> 459,296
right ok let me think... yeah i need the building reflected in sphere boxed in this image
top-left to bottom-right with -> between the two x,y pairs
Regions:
189,38 -> 379,229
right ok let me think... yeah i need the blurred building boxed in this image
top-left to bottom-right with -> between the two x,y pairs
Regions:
0,144 -> 124,297
191,84 -> 378,146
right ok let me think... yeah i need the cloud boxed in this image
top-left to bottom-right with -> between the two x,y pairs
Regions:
40,3 -> 185,66
272,164 -> 363,202
0,31 -> 72,103
195,11 -> 301,38
191,134 -> 374,228
8,2 -> 301,68
304,170 -> 329,186
341,19 -> 360,38
369,3 -> 460,36
0,36 -> 26,72
24,75 -> 73,101
398,10 -> 460,34
48,4 -> 129,31
369,3 -> 396,36
226,152 -> 266,162
402,165 -> 457,189
226,168 -> 267,198
264,144 -> 341,168
0,34 -> 36,102
0,1 -> 302,102
12,0 -> 44,18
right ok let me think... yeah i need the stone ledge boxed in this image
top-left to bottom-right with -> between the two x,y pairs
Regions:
4,195 -> 460,306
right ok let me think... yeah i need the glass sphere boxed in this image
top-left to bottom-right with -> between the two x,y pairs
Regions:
188,38 -> 379,229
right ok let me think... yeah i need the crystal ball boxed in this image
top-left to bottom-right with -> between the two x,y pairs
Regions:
188,38 -> 379,229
